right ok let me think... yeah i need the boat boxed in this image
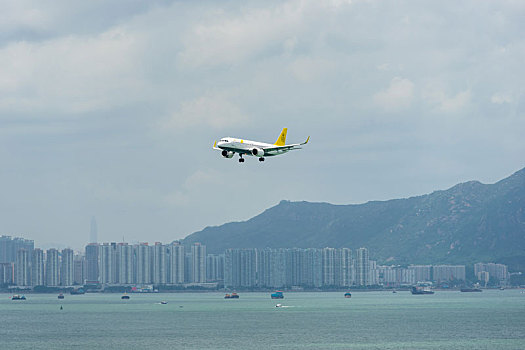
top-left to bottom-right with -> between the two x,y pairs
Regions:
224,293 -> 231,299
460,288 -> 482,292
411,286 -> 434,295
121,294 -> 130,300
160,301 -> 168,305
344,292 -> 352,298
58,293 -> 65,299
230,292 -> 239,299
275,303 -> 283,308
12,294 -> 26,300
271,291 -> 284,299
70,288 -> 85,295
392,289 -> 397,294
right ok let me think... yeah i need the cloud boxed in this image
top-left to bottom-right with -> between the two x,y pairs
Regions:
160,93 -> 247,132
491,92 -> 512,104
373,77 -> 415,110
422,86 -> 472,113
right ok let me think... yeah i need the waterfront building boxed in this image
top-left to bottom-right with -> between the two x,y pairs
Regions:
1,236 -> 34,264
73,253 -> 85,285
206,254 -> 224,282
191,243 -> 206,283
60,248 -> 74,286
15,249 -> 31,286
322,248 -> 336,286
135,243 -> 151,284
118,243 -> 133,284
224,248 -> 256,288
32,248 -> 45,286
167,242 -> 185,284
153,242 -> 167,285
301,248 -> 323,287
32,249 -> 44,286
0,262 -> 14,284
45,248 -> 60,286
409,265 -> 432,283
99,243 -> 117,284
474,263 -> 508,283
432,265 -> 466,283
356,248 -> 369,286
85,243 -> 100,284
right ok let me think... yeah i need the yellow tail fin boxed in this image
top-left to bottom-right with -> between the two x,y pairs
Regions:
274,128 -> 287,146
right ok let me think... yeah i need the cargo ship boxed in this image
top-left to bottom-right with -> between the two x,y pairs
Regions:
271,291 -> 284,299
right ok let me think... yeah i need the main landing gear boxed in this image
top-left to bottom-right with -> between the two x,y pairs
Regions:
259,157 -> 265,162
238,155 -> 245,163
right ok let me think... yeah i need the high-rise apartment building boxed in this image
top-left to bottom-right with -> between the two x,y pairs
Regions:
409,265 -> 432,283
32,248 -> 45,286
153,243 -> 167,285
191,243 -> 206,283
118,243 -> 133,284
73,253 -> 85,285
1,236 -> 34,264
60,248 -> 74,286
135,243 -> 151,284
432,265 -> 465,283
206,254 -> 224,282
168,242 -> 185,284
99,243 -> 117,284
356,248 -> 369,286
85,243 -> 100,283
224,249 -> 256,288
45,249 -> 60,286
15,249 -> 31,286
474,263 -> 508,283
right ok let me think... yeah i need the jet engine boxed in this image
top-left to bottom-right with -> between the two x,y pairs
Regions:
221,150 -> 234,158
251,148 -> 265,157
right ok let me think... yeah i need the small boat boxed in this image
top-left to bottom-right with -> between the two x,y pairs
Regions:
225,292 -> 239,299
12,294 -> 26,300
58,293 -> 65,299
460,288 -> 482,292
392,290 -> 397,294
121,294 -> 130,300
70,288 -> 85,295
224,293 -> 231,299
411,286 -> 434,295
344,292 -> 352,298
275,303 -> 283,308
160,301 -> 168,305
271,291 -> 284,299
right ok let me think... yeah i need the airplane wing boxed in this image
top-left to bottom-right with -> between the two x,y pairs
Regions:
262,136 -> 310,153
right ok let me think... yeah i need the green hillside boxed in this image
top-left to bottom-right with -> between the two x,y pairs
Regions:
183,167 -> 525,270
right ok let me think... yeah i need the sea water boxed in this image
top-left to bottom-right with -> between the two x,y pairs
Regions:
1,290 -> 524,349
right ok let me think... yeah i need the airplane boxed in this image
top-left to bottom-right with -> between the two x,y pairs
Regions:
213,128 -> 309,163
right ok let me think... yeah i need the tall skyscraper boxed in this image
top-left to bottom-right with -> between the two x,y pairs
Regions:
118,243 -> 133,284
45,249 -> 60,286
60,248 -> 74,286
73,253 -> 85,285
15,249 -> 31,286
322,248 -> 336,286
85,243 -> 100,283
191,243 -> 206,283
153,242 -> 167,285
90,216 -> 98,243
135,243 -> 151,284
168,242 -> 185,284
99,243 -> 116,284
32,248 -> 45,286
356,247 -> 369,286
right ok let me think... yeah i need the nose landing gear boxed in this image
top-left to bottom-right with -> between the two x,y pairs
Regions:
258,157 -> 265,162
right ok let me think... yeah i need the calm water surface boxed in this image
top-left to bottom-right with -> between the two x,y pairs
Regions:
1,290 -> 524,349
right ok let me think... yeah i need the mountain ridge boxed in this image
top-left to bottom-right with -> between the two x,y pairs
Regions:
183,167 -> 525,270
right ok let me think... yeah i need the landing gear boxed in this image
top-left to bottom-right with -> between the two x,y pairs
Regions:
259,157 -> 265,162
239,155 -> 245,163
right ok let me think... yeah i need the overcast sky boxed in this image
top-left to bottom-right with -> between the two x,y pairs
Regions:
1,0 -> 524,250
